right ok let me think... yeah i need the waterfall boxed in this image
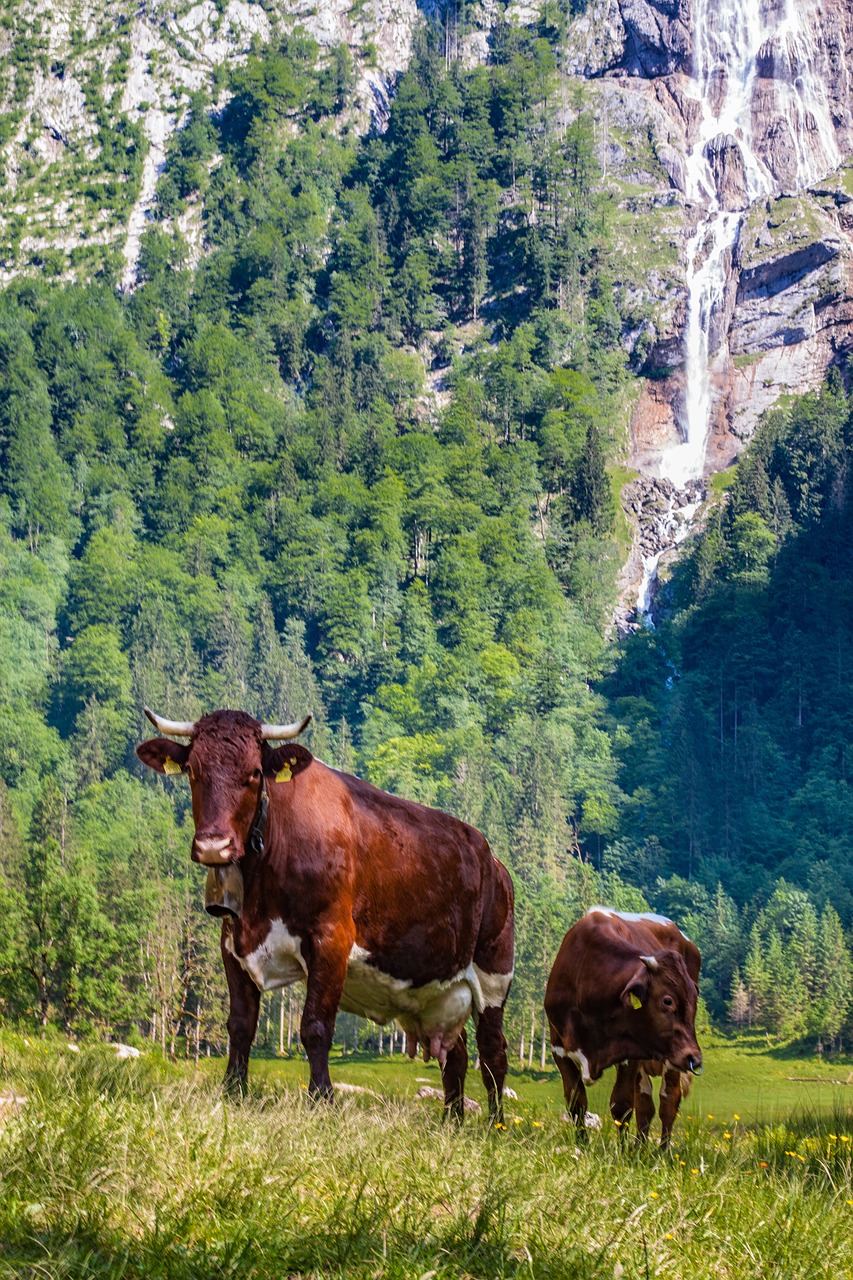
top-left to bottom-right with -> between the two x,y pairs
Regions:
663,0 -> 841,489
660,0 -> 772,489
636,0 -> 842,620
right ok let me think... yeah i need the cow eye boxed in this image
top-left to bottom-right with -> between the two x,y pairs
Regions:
662,995 -> 674,1009
244,769 -> 261,786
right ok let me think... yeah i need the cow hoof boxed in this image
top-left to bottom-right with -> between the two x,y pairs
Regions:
307,1083 -> 334,1104
223,1072 -> 248,1101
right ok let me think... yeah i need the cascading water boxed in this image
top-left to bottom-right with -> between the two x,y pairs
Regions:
662,0 -> 773,490
635,0 -> 843,622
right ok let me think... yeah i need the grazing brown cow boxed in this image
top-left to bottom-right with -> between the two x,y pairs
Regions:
137,707 -> 514,1121
544,907 -> 702,1145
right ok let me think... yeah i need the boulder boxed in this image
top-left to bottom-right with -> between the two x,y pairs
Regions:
415,1085 -> 482,1115
334,1081 -> 382,1101
0,1093 -> 27,1123
113,1043 -> 141,1059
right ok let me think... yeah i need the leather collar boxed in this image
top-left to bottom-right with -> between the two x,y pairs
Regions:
248,775 -> 268,856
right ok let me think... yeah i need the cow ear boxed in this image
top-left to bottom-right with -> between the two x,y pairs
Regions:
620,964 -> 650,1011
264,742 -> 313,783
137,738 -> 190,776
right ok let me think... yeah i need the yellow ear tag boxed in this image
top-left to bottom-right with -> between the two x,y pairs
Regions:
275,763 -> 292,783
629,993 -> 642,1010
163,757 -> 182,776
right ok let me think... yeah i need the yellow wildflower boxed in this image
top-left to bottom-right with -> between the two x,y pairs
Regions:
650,1192 -> 659,1199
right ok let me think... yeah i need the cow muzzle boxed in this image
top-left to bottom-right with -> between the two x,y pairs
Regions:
192,835 -> 237,865
204,864 -> 244,918
687,1054 -> 703,1076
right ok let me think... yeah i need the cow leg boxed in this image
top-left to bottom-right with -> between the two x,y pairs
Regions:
633,1066 -> 656,1140
554,1052 -> 587,1130
658,1067 -> 684,1149
222,927 -> 261,1097
441,1027 -> 468,1124
301,945 -> 348,1102
476,1007 -> 509,1126
610,1061 -> 635,1138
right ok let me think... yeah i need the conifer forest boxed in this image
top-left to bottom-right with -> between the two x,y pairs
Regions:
2,8 -> 853,1066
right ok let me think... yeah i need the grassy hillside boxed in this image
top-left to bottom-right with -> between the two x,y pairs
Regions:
1,1036 -> 852,1278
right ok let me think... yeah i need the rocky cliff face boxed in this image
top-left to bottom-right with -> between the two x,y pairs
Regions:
0,0 -> 429,285
563,0 -> 853,624
567,0 -> 853,484
4,0 -> 853,487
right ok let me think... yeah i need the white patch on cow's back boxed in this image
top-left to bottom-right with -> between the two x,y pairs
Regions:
231,919 -> 308,992
552,1044 -> 593,1085
586,906 -> 689,939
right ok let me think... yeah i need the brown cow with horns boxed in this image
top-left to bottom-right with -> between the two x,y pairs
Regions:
137,707 -> 514,1121
545,907 -> 702,1146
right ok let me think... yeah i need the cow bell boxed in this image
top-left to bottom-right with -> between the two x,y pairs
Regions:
204,864 -> 244,918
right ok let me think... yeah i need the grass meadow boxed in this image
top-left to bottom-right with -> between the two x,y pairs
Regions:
1,1031 -> 852,1279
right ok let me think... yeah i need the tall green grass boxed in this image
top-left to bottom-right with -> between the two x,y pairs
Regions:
1,1038 -> 852,1278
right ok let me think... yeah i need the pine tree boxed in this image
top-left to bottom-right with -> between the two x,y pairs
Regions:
728,968 -> 750,1029
811,905 -> 853,1048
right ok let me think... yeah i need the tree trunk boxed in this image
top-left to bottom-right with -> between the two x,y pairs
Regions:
540,1011 -> 548,1069
528,1004 -> 535,1069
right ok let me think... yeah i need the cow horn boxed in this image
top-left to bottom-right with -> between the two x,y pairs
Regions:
259,714 -> 312,740
144,707 -> 197,737
640,954 -> 659,971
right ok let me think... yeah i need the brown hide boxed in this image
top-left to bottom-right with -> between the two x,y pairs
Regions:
545,909 -> 702,1091
137,709 -> 514,1119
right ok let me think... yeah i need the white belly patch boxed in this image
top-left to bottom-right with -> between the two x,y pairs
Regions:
229,927 -> 512,1039
340,947 -> 511,1034
229,919 -> 308,992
